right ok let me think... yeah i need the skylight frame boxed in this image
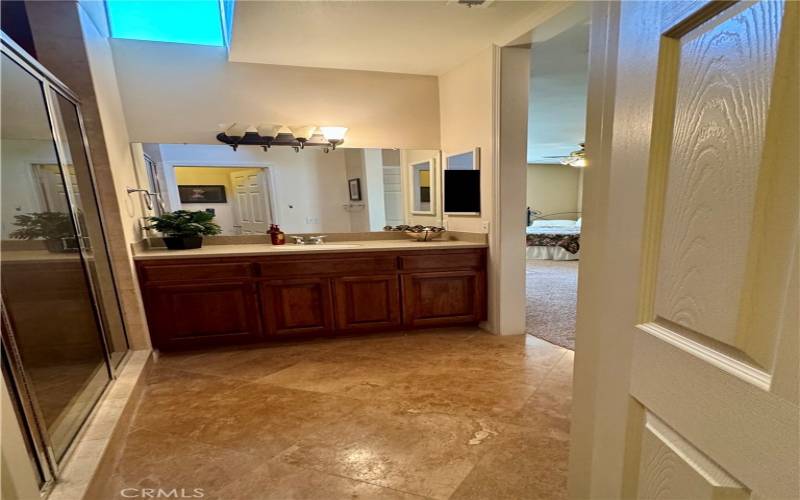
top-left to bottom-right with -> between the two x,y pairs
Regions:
105,0 -> 232,49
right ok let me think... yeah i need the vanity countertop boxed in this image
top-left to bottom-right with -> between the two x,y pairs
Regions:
133,239 -> 488,261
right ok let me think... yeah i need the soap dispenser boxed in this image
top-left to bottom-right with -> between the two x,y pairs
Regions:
268,224 -> 286,245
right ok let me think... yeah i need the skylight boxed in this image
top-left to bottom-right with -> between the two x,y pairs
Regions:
106,0 -> 226,47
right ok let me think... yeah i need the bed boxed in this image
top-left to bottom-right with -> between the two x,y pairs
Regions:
526,218 -> 581,261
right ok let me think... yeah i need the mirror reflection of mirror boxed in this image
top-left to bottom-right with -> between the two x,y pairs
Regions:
446,148 -> 479,170
411,159 -> 433,214
134,144 -> 443,235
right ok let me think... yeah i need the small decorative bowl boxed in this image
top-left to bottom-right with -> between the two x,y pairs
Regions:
404,229 -> 446,242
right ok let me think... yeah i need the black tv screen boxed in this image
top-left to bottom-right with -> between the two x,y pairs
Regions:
444,170 -> 481,214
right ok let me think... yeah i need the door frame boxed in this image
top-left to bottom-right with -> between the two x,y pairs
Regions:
566,2 -> 621,497
162,161 -> 278,226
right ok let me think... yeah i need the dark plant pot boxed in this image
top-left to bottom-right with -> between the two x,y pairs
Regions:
44,238 -> 79,253
163,236 -> 203,250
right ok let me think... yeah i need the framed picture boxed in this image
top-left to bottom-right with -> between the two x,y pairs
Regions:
178,185 -> 227,203
348,178 -> 362,201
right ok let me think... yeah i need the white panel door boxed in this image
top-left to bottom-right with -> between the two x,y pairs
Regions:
230,170 -> 271,234
572,2 -> 798,499
383,166 -> 404,226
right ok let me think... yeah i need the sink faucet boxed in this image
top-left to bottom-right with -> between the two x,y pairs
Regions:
289,235 -> 327,245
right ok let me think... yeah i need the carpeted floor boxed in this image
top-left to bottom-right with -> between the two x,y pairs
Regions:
526,260 -> 579,350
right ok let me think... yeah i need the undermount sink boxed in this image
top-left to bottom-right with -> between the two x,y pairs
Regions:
279,244 -> 362,250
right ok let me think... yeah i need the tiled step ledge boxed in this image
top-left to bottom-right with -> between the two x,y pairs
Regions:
47,350 -> 151,500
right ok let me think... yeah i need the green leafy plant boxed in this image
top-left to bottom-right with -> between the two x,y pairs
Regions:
9,212 -> 74,240
145,210 -> 221,237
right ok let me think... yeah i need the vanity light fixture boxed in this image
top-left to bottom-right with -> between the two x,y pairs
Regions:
216,123 -> 347,153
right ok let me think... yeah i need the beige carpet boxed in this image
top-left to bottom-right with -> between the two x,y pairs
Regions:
526,260 -> 578,350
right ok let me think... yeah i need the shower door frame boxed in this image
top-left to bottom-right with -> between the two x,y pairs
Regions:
1,32 -> 130,491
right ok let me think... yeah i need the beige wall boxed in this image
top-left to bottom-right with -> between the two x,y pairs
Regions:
526,163 -> 583,219
110,40 -> 440,150
438,46 -> 496,234
79,9 -> 150,244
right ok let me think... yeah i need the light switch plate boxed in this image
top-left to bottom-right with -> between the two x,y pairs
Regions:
481,221 -> 490,233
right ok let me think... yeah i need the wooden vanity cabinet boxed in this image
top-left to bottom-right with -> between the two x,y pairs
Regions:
136,248 -> 486,351
143,280 -> 263,350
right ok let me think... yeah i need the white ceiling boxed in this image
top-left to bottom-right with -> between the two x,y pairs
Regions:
229,1 -> 558,75
527,18 -> 589,164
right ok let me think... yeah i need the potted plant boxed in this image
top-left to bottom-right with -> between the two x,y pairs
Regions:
146,210 -> 221,250
10,211 -> 79,253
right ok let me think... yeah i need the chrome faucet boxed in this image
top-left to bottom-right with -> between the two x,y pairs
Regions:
290,235 -> 327,245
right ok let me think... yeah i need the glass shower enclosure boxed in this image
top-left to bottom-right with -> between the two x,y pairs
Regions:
1,34 -> 130,490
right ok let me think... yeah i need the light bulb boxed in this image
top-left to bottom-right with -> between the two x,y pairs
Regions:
571,157 -> 587,168
320,126 -> 348,142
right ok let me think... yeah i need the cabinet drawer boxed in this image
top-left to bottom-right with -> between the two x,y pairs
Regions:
400,251 -> 483,271
257,256 -> 397,277
139,262 -> 252,283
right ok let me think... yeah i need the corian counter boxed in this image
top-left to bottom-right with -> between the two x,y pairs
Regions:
133,239 -> 487,261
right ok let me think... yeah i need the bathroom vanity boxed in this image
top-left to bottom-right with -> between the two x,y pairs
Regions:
134,241 -> 487,351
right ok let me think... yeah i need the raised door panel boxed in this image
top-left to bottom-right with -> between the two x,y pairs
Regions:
652,0 -> 785,367
333,275 -> 401,331
402,271 -> 483,327
260,278 -> 334,336
636,412 -> 748,500
145,281 -> 262,350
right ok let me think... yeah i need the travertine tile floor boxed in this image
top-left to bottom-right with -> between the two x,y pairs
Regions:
99,328 -> 573,500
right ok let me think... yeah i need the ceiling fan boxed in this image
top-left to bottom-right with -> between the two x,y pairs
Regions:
542,143 -> 586,167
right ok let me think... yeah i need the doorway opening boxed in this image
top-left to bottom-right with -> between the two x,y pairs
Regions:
523,7 -> 590,351
171,166 -> 274,235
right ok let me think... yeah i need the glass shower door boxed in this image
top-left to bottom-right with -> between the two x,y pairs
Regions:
1,53 -> 111,462
49,90 -> 130,367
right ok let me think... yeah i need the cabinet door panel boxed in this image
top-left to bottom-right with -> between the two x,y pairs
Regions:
145,281 -> 262,350
402,271 -> 484,327
260,278 -> 334,336
333,275 -> 401,331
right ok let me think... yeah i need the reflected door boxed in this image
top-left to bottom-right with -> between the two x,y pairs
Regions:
0,53 -> 110,462
231,170 -> 271,234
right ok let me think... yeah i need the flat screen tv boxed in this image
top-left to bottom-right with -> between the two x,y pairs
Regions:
443,169 -> 480,214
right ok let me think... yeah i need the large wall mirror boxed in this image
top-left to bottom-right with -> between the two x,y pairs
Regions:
133,144 -> 443,236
